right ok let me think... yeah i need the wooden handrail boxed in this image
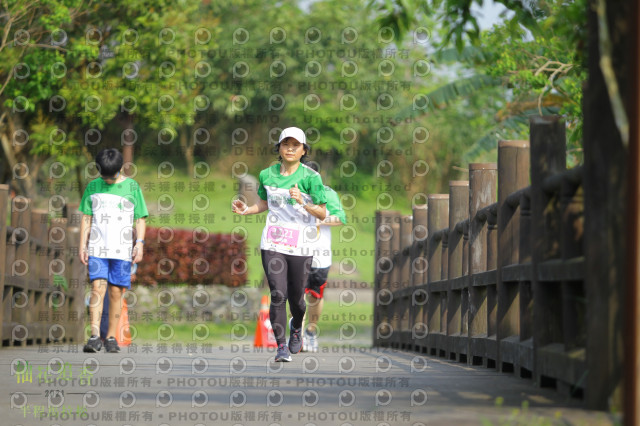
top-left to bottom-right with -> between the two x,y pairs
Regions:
542,165 -> 583,194
505,187 -> 530,209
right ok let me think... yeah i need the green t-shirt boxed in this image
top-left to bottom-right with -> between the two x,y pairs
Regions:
79,177 -> 148,261
312,185 -> 347,268
258,163 -> 327,256
325,186 -> 347,225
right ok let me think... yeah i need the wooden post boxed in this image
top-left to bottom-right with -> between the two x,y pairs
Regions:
67,226 -> 85,344
519,194 -> 533,345
468,163 -> 497,366
50,217 -> 69,342
448,182 -> 469,280
447,181 -> 469,360
462,219 -> 470,341
390,215 -> 401,293
441,226 -> 449,338
561,178 -> 585,352
486,216 -> 498,271
0,185 -> 8,342
411,204 -> 428,352
11,196 -> 31,345
529,116 -> 566,386
30,209 -> 49,344
66,204 -> 86,344
411,205 -> 428,287
427,195 -> 449,283
487,211 -> 498,340
400,215 -> 413,290
388,214 -> 401,346
426,194 -> 448,355
441,230 -> 449,281
468,164 -> 497,276
3,198 -> 16,345
374,210 -> 397,346
399,214 -> 413,346
373,211 -> 387,346
497,140 -> 530,373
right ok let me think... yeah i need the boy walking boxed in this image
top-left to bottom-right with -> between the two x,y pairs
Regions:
79,148 -> 148,353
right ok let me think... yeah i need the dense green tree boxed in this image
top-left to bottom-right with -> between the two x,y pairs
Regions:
1,0 -> 518,204
0,0 -> 94,197
0,0 -> 185,197
370,0 -> 588,166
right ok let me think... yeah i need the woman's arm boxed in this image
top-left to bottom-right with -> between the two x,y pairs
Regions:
232,198 -> 269,215
302,203 -> 326,221
319,215 -> 344,226
289,183 -> 327,220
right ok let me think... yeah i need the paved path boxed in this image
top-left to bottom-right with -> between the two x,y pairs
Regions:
2,344 -> 615,426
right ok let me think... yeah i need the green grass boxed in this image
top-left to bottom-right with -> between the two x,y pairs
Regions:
130,299 -> 373,348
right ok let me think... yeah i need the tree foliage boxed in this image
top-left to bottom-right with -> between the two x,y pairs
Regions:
1,0 -> 94,196
482,0 -> 586,159
369,0 -> 547,49
370,0 -> 588,166
1,0 -> 572,205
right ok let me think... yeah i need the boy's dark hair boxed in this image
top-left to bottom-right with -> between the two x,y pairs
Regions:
95,148 -> 123,176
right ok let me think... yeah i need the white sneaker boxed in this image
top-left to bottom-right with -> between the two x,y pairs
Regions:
304,329 -> 318,353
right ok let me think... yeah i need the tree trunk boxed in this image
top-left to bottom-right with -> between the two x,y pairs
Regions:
180,125 -> 194,175
120,113 -> 135,177
0,111 -> 35,198
583,0 -> 632,411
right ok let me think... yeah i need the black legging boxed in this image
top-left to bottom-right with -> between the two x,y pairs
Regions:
261,250 -> 312,345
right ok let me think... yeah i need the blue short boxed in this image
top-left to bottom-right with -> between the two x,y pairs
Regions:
88,256 -> 132,288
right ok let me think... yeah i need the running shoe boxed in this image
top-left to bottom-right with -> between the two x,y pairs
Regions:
83,335 -> 103,353
288,318 -> 303,354
104,336 -> 120,353
275,344 -> 292,362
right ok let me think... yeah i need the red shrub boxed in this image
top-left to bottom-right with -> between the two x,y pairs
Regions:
133,227 -> 247,287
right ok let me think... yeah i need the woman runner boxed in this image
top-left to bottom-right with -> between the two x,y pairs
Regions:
232,127 -> 327,361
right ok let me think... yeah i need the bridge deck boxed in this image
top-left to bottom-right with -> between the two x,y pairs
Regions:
1,344 -> 614,426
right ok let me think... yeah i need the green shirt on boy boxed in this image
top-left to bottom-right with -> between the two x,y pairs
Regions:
79,177 -> 148,261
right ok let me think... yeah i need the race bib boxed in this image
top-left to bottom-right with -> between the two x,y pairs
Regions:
266,225 -> 300,248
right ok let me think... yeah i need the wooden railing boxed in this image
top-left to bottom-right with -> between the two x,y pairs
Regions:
0,184 -> 85,346
374,116 -> 593,401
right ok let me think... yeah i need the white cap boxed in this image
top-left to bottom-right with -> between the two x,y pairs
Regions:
278,127 -> 307,147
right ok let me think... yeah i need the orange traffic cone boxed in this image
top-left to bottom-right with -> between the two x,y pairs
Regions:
116,298 -> 132,347
254,295 -> 277,348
